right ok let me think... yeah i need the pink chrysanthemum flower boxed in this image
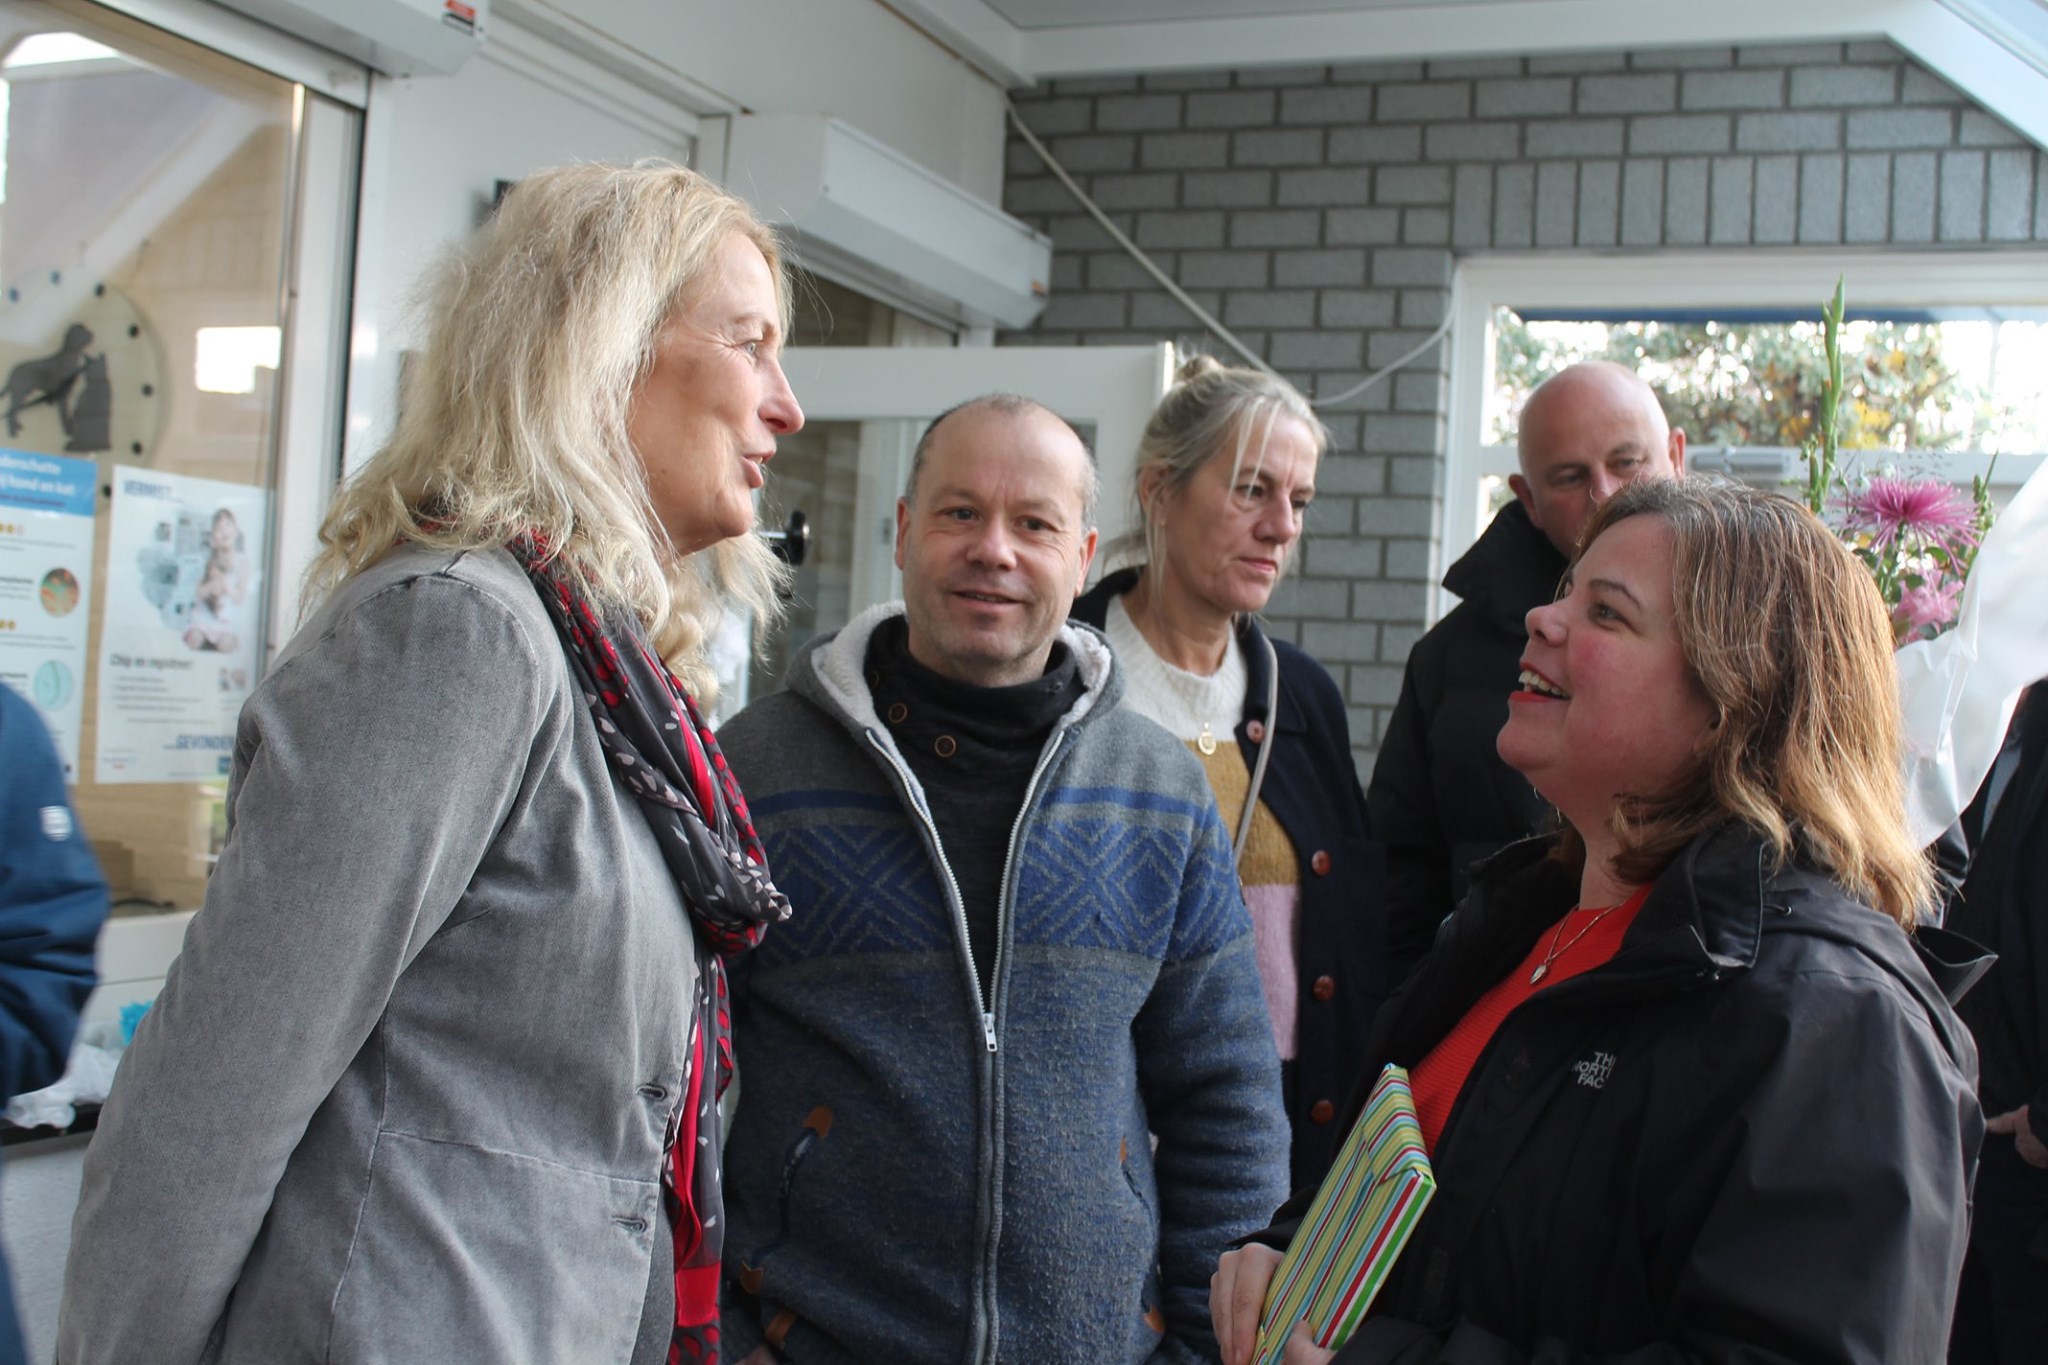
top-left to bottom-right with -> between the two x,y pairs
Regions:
1893,579 -> 1965,636
1838,476 -> 1980,551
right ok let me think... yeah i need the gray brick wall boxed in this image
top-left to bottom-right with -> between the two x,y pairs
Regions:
999,43 -> 2048,780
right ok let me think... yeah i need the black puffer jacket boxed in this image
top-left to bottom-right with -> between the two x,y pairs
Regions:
1266,826 -> 1985,1365
1368,502 -> 1565,985
1074,570 -> 1389,1188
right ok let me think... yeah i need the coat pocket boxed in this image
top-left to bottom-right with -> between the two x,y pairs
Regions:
733,1104 -> 836,1292
1118,1132 -> 1166,1335
317,1132 -> 653,1365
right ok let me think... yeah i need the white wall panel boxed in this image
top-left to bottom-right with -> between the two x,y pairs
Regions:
342,39 -> 696,471
522,0 -> 1008,201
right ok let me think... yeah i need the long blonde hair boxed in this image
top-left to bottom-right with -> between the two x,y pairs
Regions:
307,160 -> 790,698
1570,478 -> 1935,926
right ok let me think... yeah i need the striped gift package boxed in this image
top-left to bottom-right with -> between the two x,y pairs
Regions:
1252,1064 -> 1436,1365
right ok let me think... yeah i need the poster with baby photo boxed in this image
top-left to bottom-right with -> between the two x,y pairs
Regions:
96,466 -> 267,784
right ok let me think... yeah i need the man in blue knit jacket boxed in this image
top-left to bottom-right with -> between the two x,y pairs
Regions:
717,395 -> 1288,1364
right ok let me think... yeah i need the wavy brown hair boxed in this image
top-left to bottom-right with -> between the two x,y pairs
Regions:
307,161 -> 790,699
1563,478 -> 1934,926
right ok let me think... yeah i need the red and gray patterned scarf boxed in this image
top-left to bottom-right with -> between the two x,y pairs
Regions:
514,537 -> 789,1363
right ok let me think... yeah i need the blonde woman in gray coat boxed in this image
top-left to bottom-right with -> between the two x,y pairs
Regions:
59,162 -> 802,1365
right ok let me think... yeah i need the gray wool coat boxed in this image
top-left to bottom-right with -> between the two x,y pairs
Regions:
59,545 -> 697,1365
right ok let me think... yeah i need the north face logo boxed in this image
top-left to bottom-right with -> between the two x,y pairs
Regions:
1572,1051 -> 1615,1089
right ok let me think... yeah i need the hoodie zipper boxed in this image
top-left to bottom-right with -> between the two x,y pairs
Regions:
862,727 -> 1073,1052
812,610 -> 1101,1365
864,730 -> 998,1051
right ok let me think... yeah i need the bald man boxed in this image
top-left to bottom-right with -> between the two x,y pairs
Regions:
1368,362 -> 1685,979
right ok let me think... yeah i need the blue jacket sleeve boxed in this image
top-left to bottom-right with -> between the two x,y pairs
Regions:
0,684 -> 108,1101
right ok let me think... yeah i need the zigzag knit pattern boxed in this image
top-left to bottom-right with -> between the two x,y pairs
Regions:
748,781 -> 1245,969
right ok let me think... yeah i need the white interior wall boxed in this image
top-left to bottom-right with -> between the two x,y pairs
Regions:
548,0 -> 1009,201
342,33 -> 697,469
343,1 -> 1010,468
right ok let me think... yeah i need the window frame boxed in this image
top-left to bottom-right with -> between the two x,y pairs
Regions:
86,0 -> 366,105
1445,248 -> 2048,622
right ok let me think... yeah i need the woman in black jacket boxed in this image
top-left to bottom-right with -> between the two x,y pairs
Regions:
1072,354 -> 1389,1189
1214,477 -> 1983,1365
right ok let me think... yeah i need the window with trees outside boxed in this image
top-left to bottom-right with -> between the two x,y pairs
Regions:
1442,252 -> 2048,620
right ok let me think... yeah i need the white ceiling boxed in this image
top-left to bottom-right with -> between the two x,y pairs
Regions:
888,0 -> 2048,149
981,0 -> 1509,31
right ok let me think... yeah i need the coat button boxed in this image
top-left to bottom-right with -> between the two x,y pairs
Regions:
1310,1100 -> 1336,1124
1310,849 -> 1332,876
1311,974 -> 1335,1002
1246,719 -> 1266,743
934,735 -> 957,758
886,702 -> 908,723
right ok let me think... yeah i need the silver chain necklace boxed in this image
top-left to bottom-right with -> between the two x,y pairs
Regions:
1529,900 -> 1626,985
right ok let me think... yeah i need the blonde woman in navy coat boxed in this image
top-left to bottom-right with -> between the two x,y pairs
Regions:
1073,354 -> 1390,1189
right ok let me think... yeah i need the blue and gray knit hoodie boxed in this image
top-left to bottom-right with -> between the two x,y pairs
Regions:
715,604 -> 1289,1365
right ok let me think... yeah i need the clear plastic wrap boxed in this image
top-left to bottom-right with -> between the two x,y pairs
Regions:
1896,457 -> 2048,846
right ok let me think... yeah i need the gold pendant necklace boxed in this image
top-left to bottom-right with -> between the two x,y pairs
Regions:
1126,585 -> 1228,757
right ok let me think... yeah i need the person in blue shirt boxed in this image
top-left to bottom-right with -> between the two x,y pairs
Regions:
0,682 -> 106,1365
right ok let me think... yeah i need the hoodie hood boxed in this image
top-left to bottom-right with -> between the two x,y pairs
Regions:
786,600 -> 1122,775
1454,824 -> 1982,1072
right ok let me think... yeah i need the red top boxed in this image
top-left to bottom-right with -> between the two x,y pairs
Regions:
1409,884 -> 1653,1154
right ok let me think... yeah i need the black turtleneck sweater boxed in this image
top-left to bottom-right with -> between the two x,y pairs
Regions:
863,616 -> 1083,997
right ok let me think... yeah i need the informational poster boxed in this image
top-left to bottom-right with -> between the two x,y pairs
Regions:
0,448 -> 98,779
95,466 -> 267,784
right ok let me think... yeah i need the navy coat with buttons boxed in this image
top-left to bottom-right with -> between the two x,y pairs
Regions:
1075,570 -> 1391,1188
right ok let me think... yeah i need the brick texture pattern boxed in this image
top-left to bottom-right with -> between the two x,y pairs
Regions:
999,42 -> 2048,780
